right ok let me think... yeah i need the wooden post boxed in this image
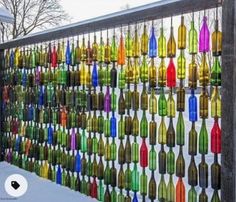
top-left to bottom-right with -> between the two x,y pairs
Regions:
0,49 -> 5,161
222,0 -> 236,201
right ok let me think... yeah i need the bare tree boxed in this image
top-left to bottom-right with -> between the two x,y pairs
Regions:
0,0 -> 69,41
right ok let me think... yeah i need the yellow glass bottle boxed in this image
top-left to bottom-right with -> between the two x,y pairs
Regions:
149,89 -> 157,114
167,23 -> 176,58
149,58 -> 157,88
178,16 -> 187,49
211,87 -> 221,118
80,62 -> 87,85
133,27 -> 140,58
167,91 -> 175,118
212,19 -> 222,56
104,37 -> 111,64
158,58 -> 166,87
158,25 -> 167,58
126,28 -> 133,58
199,54 -> 210,86
200,90 -> 209,119
188,55 -> 198,89
141,24 -> 148,55
177,50 -> 186,80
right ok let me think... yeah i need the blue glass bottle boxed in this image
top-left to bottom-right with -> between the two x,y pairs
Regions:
92,62 -> 98,87
110,115 -> 117,138
56,165 -> 62,184
10,50 -> 14,68
75,152 -> 81,173
48,125 -> 53,145
38,86 -> 44,107
28,105 -> 34,121
66,40 -> 71,66
149,26 -> 157,58
133,192 -> 138,202
22,69 -> 27,87
189,90 -> 198,122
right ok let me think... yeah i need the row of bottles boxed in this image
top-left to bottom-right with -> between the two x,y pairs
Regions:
2,11 -> 222,202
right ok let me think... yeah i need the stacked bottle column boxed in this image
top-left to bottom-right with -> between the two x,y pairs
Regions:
124,25 -> 133,202
80,35 -> 88,194
131,25 -> 140,202
69,39 -> 78,191
104,30 -> 112,202
91,33 -> 99,199
157,19 -> 167,202
198,14 -> 210,202
166,17 -> 177,202
74,37 -> 82,192
140,23 -> 148,202
85,34 -> 93,196
176,15 -> 186,202
210,7 -> 222,202
56,40 -> 65,186
117,28 -> 126,202
187,13 -> 198,202
97,32 -> 105,202
110,30 -> 118,202
148,21 -> 157,202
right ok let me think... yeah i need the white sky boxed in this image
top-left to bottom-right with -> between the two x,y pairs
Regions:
60,0 -> 159,23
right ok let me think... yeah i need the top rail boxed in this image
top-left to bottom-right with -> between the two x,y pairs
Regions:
0,0 -> 221,49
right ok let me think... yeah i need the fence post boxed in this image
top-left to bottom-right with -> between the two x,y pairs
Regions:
222,0 -> 236,201
0,49 -> 4,161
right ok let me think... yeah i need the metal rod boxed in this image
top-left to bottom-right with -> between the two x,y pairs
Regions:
0,0 -> 221,49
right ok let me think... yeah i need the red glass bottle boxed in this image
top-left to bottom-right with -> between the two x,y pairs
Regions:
140,139 -> 148,168
211,120 -> 221,154
167,58 -> 176,88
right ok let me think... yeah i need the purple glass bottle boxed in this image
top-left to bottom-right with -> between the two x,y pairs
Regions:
104,87 -> 111,112
199,16 -> 210,53
70,128 -> 76,151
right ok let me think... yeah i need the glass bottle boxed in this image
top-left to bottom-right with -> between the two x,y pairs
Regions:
211,57 -> 221,86
211,120 -> 221,154
178,16 -> 186,49
199,119 -> 208,155
189,21 -> 198,54
177,50 -> 186,80
211,87 -> 221,118
149,26 -> 157,58
158,25 -> 166,58
167,58 -> 176,88
125,28 -> 133,58
149,89 -> 157,114
167,23 -> 176,58
212,19 -> 222,56
133,27 -> 140,58
141,24 -> 148,55
199,16 -> 210,53
148,174 -> 156,200
158,59 -> 166,87
199,54 -> 209,86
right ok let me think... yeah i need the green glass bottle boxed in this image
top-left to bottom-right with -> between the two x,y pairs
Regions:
158,175 -> 167,202
189,20 -> 198,54
199,119 -> 208,155
140,111 -> 148,138
148,174 -> 157,200
176,112 -> 185,146
166,175 -> 175,202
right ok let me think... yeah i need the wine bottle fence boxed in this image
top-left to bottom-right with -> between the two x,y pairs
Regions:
1,8 -> 222,202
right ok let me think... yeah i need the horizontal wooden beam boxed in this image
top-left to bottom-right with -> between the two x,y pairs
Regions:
0,0 -> 221,49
